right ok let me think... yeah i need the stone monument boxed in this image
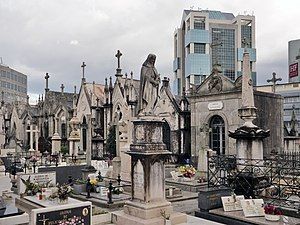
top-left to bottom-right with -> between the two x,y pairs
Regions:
69,89 -> 80,157
112,54 -> 186,225
228,49 -> 270,198
229,50 -> 270,161
51,118 -> 61,153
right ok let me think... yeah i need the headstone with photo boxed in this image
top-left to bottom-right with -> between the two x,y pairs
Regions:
31,201 -> 91,225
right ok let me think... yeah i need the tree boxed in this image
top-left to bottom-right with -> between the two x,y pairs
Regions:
106,125 -> 116,157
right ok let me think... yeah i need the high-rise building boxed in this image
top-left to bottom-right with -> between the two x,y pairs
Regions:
173,9 -> 256,95
0,63 -> 27,103
288,39 -> 300,83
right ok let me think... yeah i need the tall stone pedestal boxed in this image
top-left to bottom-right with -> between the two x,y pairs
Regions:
52,133 -> 61,153
112,156 -> 121,178
112,118 -> 187,225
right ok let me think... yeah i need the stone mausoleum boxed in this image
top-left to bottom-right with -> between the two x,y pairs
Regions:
189,68 -> 283,171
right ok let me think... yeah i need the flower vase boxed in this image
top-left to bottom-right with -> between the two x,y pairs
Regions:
265,214 -> 280,221
58,197 -> 68,204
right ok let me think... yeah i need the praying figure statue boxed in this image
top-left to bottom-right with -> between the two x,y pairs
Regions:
137,54 -> 160,116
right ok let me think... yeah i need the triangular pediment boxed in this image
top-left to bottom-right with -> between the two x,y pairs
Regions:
196,72 -> 237,95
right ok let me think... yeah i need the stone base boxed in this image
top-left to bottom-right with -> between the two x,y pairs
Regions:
112,210 -> 186,225
112,156 -> 121,178
81,166 -> 97,180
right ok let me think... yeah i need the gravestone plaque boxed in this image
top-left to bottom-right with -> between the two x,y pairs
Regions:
221,195 -> 245,212
31,202 -> 91,225
241,199 -> 265,217
17,172 -> 56,194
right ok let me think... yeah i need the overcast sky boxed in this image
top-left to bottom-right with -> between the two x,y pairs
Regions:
1,0 -> 299,103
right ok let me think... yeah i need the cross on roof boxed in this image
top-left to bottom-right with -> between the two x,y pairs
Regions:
45,73 -> 49,80
115,50 -> 122,69
60,84 -> 65,93
267,72 -> 282,93
81,62 -> 86,79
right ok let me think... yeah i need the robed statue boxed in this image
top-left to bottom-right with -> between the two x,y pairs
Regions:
137,54 -> 160,116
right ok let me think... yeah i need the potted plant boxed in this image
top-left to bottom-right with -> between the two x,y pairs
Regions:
161,210 -> 171,225
57,184 -> 73,204
73,179 -> 86,195
264,204 -> 282,221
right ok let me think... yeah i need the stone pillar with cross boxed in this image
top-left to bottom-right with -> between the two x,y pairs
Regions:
45,73 -> 50,93
115,50 -> 123,77
267,72 -> 282,93
26,124 -> 39,153
60,83 -> 65,94
52,117 -> 61,153
81,62 -> 86,84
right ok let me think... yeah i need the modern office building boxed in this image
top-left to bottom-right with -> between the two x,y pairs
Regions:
288,39 -> 300,83
0,63 -> 27,103
173,9 -> 256,95
257,83 -> 300,135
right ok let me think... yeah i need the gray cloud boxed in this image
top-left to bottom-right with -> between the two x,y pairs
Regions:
0,0 -> 299,101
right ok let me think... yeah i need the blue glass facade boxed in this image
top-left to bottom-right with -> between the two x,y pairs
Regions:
185,29 -> 210,46
185,53 -> 211,77
237,48 -> 257,62
173,57 -> 180,72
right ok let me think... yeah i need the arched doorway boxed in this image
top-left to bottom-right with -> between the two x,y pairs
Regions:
209,115 -> 225,155
82,116 -> 87,152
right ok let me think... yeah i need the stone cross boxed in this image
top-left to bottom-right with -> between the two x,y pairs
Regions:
81,62 -> 86,79
267,72 -> 282,93
26,124 -> 39,152
38,215 -> 49,225
60,84 -> 65,93
115,50 -> 122,68
45,73 -> 50,91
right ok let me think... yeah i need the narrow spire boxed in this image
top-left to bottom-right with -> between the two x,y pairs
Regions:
27,95 -> 29,105
74,85 -> 77,94
109,76 -> 113,91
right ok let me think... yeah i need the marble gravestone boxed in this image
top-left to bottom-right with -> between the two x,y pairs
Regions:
17,172 -> 56,194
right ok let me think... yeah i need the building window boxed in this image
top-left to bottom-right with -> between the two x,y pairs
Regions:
194,21 -> 205,30
209,115 -> 225,155
194,43 -> 205,54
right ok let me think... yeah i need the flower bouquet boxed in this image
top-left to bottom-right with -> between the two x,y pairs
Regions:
178,165 -> 196,181
56,184 -> 73,204
264,204 -> 282,221
20,176 -> 40,196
